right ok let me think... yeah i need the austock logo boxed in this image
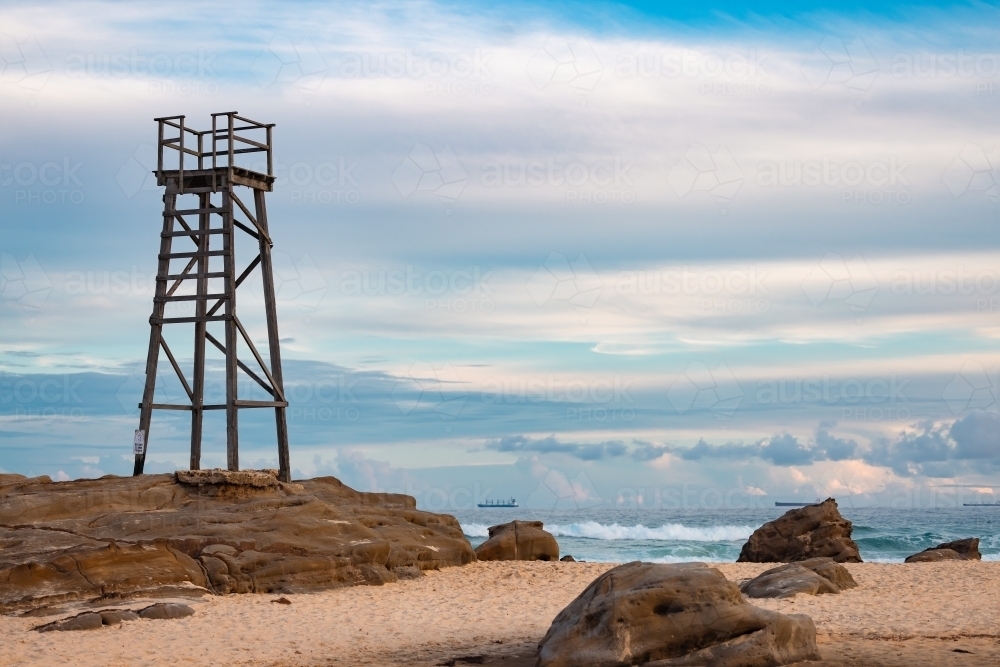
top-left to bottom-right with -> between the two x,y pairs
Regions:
801,36 -> 878,102
942,143 -> 999,203
526,467 -> 602,510
0,253 -> 52,321
526,37 -> 603,100
943,361 -> 998,416
116,144 -> 159,198
526,252 -> 603,322
251,36 -> 327,94
667,361 -> 743,419
0,35 -> 51,99
667,144 -> 743,211
391,362 -> 468,432
392,143 -> 469,210
251,252 -> 328,315
801,252 -> 878,320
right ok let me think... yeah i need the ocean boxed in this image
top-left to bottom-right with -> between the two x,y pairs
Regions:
452,507 -> 1000,563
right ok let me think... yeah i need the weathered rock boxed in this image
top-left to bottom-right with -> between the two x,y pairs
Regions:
905,548 -> 961,562
0,472 -> 475,612
99,609 -> 140,625
394,565 -> 424,579
560,555 -> 576,562
138,602 -> 195,619
536,561 -> 821,667
796,557 -> 858,591
741,558 -> 857,599
905,538 -> 981,563
738,499 -> 861,563
741,564 -> 836,599
474,520 -> 558,562
37,612 -> 104,632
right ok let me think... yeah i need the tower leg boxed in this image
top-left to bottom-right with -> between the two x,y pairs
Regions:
134,193 -> 176,475
254,189 -> 291,482
222,187 -> 240,470
189,191 -> 210,470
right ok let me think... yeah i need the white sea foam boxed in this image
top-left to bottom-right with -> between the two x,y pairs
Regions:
461,521 -> 753,542
461,523 -> 492,537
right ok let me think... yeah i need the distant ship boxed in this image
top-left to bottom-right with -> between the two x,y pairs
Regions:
478,498 -> 518,508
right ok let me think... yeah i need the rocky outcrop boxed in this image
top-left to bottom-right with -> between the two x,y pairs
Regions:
474,520 -> 559,561
738,499 -> 861,563
536,561 -> 821,667
0,470 -> 475,612
740,557 -> 858,599
35,603 -> 192,631
905,538 -> 981,563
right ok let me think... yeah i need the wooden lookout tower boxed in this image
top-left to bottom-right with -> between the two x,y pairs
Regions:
132,112 -> 291,482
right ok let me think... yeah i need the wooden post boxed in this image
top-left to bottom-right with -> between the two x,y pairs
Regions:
222,185 -> 240,471
134,192 -> 176,475
189,191 -> 210,470
254,188 -> 291,482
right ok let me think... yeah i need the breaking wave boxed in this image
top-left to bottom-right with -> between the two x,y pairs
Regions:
462,521 -> 753,542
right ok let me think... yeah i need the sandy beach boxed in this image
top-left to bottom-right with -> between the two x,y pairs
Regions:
3,560 -> 999,667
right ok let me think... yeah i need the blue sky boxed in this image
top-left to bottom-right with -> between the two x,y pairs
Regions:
1,0 -> 1000,508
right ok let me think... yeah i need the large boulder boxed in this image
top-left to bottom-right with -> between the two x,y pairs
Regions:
474,520 -> 559,561
905,538 -> 981,563
740,558 -> 857,599
738,499 -> 861,563
536,561 -> 821,667
0,470 -> 475,612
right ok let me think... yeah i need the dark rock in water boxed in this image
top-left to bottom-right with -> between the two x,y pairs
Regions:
0,471 -> 475,613
740,558 -> 856,599
905,538 -> 981,563
738,498 -> 862,563
99,609 -> 140,625
138,602 -> 195,619
536,561 -> 821,667
560,555 -> 576,562
37,612 -> 104,632
474,520 -> 558,562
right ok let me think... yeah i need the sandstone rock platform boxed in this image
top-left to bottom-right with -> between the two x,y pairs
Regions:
0,470 -> 475,612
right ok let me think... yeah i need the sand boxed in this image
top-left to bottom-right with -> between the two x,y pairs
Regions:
2,561 -> 999,667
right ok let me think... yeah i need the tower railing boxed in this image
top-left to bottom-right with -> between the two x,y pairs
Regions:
153,112 -> 274,192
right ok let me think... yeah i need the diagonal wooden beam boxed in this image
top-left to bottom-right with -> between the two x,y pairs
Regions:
233,315 -> 285,402
166,256 -> 198,296
206,254 -> 259,317
229,192 -> 256,226
205,331 -> 275,397
159,337 -> 193,401
230,192 -> 272,246
170,214 -> 201,248
233,219 -> 259,239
